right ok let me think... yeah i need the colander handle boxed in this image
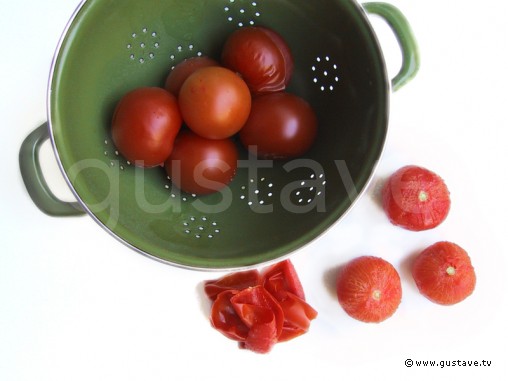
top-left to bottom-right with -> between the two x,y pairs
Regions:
363,2 -> 420,91
19,123 -> 85,217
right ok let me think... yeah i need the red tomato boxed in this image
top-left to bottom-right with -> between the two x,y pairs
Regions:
178,66 -> 251,140
382,165 -> 451,231
222,26 -> 294,95
239,92 -> 318,159
164,131 -> 238,195
412,241 -> 476,305
204,269 -> 261,301
336,256 -> 402,323
111,87 -> 182,167
164,56 -> 218,96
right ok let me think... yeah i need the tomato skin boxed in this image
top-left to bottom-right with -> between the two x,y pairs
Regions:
209,286 -> 285,354
222,26 -> 294,95
261,260 -> 316,341
111,87 -> 182,167
276,292 -> 318,342
230,286 -> 284,354
164,131 -> 238,195
210,290 -> 249,342
178,66 -> 251,140
261,260 -> 306,301
239,92 -> 318,159
206,260 -> 318,351
164,56 -> 218,96
204,270 -> 261,301
382,165 -> 451,231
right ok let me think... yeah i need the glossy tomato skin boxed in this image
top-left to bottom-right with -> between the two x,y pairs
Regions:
210,290 -> 249,342
261,260 -> 305,301
111,87 -> 182,167
164,56 -> 218,96
230,286 -> 284,354
261,260 -> 317,341
239,92 -> 318,159
222,26 -> 294,95
204,270 -> 261,301
164,130 -> 238,195
205,260 -> 317,352
178,66 -> 251,140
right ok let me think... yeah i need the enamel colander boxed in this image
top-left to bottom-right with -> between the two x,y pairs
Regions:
19,0 -> 418,270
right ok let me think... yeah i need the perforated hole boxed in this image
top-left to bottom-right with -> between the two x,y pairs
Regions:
126,27 -> 160,63
224,0 -> 261,27
104,139 -> 131,171
181,217 -> 221,239
168,44 -> 205,67
312,55 -> 340,92
239,176 -> 276,208
289,171 -> 327,207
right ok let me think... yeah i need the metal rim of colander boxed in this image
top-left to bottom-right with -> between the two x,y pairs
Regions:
46,0 -> 391,272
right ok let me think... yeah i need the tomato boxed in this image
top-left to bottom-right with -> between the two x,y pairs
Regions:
164,130 -> 238,195
178,66 -> 251,140
336,256 -> 402,323
412,241 -> 476,305
204,269 -> 261,301
382,165 -> 451,231
222,26 -> 294,95
111,87 -> 182,167
239,92 -> 318,159
164,56 -> 218,96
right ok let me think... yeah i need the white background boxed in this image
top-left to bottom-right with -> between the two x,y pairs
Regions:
2,1 -> 508,380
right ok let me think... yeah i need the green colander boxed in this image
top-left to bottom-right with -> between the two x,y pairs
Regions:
19,0 -> 418,270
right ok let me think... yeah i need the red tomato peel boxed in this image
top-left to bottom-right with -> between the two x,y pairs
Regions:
204,269 -> 260,301
261,259 -> 306,301
277,293 -> 318,342
206,260 -> 317,353
210,290 -> 249,342
231,286 -> 284,354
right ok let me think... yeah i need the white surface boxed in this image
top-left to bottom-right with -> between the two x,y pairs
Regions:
2,1 -> 508,380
